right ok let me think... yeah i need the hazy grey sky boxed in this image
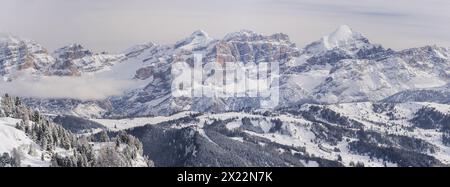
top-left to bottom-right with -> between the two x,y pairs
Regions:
0,0 -> 449,52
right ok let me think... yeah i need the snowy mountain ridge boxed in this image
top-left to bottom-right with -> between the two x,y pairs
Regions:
302,25 -> 382,56
105,26 -> 449,117
0,35 -> 124,80
2,26 -> 450,167
3,25 -> 448,118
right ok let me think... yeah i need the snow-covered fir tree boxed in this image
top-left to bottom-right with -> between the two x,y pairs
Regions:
0,94 -> 152,167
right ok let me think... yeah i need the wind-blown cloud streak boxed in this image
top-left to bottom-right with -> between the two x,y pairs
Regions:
0,75 -> 141,100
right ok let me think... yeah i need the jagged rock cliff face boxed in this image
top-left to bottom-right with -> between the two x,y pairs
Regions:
0,35 -> 123,80
0,35 -> 54,80
49,44 -> 123,76
103,30 -> 300,117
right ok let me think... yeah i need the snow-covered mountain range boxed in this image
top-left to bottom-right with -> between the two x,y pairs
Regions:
1,25 -> 450,167
2,26 -> 449,116
0,34 -> 123,80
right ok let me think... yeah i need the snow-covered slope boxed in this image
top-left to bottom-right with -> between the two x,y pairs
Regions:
0,117 -> 30,154
303,25 -> 377,55
312,57 -> 448,103
0,117 -> 50,167
1,96 -> 151,167
382,84 -> 450,104
91,101 -> 450,167
284,25 -> 449,104
92,111 -> 194,131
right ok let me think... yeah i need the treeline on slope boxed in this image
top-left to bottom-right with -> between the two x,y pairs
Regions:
410,107 -> 450,146
52,115 -> 106,134
281,104 -> 444,166
410,107 -> 450,131
206,118 -> 343,167
0,149 -> 22,167
0,94 -> 151,167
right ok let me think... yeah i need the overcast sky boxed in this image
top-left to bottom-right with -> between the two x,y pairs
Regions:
0,0 -> 449,52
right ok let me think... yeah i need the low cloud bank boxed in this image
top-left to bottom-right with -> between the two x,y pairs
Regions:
0,75 -> 141,100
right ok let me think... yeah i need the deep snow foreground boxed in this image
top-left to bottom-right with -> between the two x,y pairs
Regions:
0,96 -> 150,167
0,117 -> 49,166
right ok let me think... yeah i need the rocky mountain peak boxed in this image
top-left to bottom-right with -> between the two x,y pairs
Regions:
0,34 -> 54,79
269,32 -> 291,42
190,30 -> 209,38
0,34 -> 48,54
122,42 -> 156,57
223,30 -> 263,42
396,45 -> 449,67
0,33 -> 21,44
48,43 -> 123,76
304,25 -> 374,55
326,25 -> 360,46
53,43 -> 93,60
174,30 -> 214,50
